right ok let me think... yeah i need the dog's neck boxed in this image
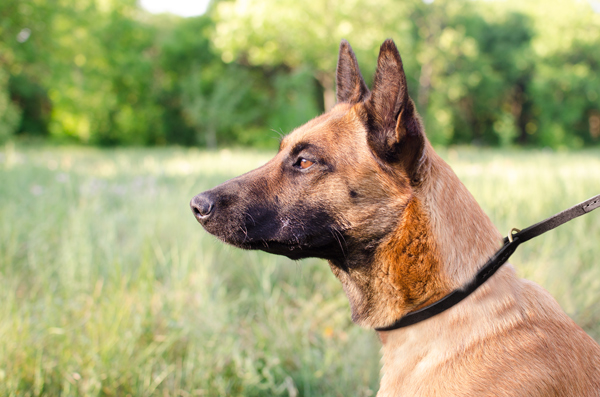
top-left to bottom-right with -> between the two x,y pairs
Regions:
329,142 -> 502,329
419,143 -> 502,287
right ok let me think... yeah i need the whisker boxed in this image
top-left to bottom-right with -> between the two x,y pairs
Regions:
331,228 -> 348,259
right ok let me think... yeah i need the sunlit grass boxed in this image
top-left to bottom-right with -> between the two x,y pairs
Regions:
1,144 -> 599,396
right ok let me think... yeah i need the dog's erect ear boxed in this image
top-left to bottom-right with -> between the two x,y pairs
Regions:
365,39 -> 425,180
336,39 -> 369,104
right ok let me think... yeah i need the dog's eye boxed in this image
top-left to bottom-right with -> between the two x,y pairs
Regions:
298,158 -> 314,169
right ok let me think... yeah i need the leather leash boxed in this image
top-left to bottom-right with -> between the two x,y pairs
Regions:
376,194 -> 600,332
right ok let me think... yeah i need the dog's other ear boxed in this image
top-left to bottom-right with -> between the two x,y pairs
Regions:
336,39 -> 369,104
365,39 -> 425,181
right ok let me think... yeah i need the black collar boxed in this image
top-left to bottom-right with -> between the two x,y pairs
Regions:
375,194 -> 600,332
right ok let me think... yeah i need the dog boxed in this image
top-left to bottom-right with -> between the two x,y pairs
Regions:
190,39 -> 600,396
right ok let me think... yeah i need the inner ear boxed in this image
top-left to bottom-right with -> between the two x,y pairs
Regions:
364,39 -> 425,179
336,39 -> 369,104
365,39 -> 409,135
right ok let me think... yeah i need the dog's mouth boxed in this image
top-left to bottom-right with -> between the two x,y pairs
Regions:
191,191 -> 348,260
204,219 -> 348,261
229,238 -> 336,260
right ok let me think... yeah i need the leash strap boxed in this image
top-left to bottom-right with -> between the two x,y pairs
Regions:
375,194 -> 600,332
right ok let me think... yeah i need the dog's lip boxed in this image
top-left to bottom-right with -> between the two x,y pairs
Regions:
229,238 -> 304,251
224,234 -> 344,260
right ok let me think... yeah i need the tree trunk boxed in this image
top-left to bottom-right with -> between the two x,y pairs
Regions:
205,126 -> 217,149
316,72 -> 336,112
418,61 -> 433,111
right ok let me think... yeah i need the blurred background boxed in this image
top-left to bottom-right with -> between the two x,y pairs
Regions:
1,0 -> 600,396
1,0 -> 600,149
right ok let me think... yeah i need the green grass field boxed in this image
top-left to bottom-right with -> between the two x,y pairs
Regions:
1,143 -> 599,396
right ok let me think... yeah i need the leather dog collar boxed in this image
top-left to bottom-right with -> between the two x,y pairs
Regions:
376,194 -> 600,332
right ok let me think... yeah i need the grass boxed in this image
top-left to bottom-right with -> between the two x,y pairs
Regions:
0,143 -> 599,396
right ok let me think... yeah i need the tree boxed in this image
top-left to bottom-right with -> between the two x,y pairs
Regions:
181,63 -> 256,148
517,0 -> 600,147
2,0 -> 598,148
0,68 -> 21,143
211,0 -> 422,111
0,0 -> 56,139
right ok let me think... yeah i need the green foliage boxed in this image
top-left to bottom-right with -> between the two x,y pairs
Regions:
421,8 -> 535,146
8,73 -> 50,136
212,0 -> 420,110
266,67 -> 321,137
1,0 -> 600,147
0,69 -> 21,143
1,145 -> 599,395
180,63 -> 262,147
213,0 -> 600,148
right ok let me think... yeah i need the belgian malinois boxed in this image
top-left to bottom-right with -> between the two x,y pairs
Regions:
191,39 -> 600,396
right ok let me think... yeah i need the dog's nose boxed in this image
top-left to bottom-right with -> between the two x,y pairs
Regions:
190,193 -> 215,222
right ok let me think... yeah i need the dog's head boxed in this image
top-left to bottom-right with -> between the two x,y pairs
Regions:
191,39 -> 427,265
